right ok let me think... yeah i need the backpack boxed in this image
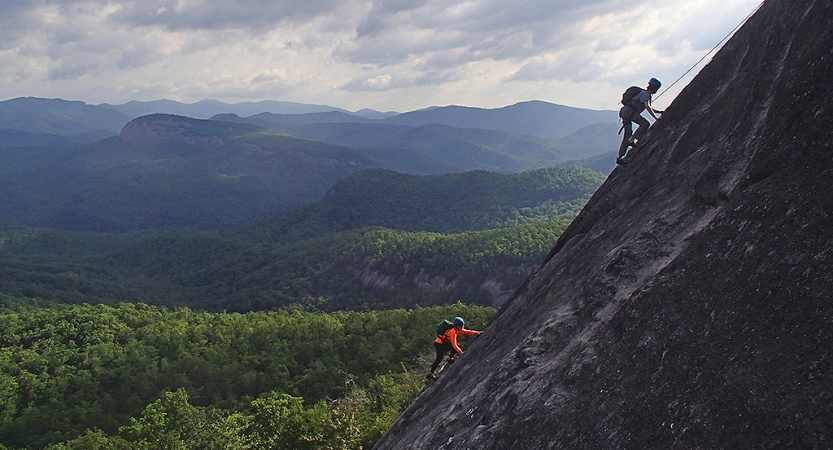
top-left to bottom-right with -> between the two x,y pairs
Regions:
436,319 -> 455,337
622,86 -> 645,106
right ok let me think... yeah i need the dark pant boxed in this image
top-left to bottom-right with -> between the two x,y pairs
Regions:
618,107 -> 651,158
431,342 -> 457,373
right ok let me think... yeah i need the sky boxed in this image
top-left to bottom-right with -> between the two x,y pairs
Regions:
0,0 -> 762,113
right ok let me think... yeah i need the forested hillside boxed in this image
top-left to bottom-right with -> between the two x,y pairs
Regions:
238,166 -> 604,243
0,219 -> 570,312
0,164 -> 584,447
0,166 -> 601,311
0,302 -> 493,449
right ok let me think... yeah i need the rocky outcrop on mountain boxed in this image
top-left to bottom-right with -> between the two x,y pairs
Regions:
119,114 -> 263,149
374,0 -> 833,448
7,114 -> 379,232
348,260 -> 516,307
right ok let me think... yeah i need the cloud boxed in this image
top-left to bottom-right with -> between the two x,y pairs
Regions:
117,46 -> 160,69
48,61 -> 97,80
0,1 -> 43,49
337,0 -> 658,86
0,0 -> 763,111
107,0 -> 347,32
339,67 -> 460,92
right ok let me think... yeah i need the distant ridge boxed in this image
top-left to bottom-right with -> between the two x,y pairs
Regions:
383,100 -> 618,139
0,97 -> 131,134
1,113 -> 616,232
0,128 -> 115,148
216,116 -> 620,173
0,114 -> 380,231
1,97 -> 616,142
98,98 -> 362,120
213,110 -> 378,126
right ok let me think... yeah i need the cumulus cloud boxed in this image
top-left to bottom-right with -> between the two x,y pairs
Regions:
117,46 -> 161,69
0,0 -> 762,110
48,62 -> 97,81
340,66 -> 460,92
0,1 -> 44,49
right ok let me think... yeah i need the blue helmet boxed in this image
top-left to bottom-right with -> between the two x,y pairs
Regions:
453,316 -> 465,326
648,77 -> 662,88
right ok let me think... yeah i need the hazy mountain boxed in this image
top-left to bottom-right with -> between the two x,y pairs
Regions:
383,100 -> 618,139
214,110 -> 378,126
98,98 -> 361,119
1,96 -> 619,151
0,128 -> 116,148
375,1 -> 833,448
0,97 -> 131,134
353,108 -> 399,119
0,112 -> 618,232
218,114 -> 620,173
100,99 -> 616,139
0,97 -> 391,136
221,100 -> 619,141
0,97 -> 623,233
0,114 -> 379,232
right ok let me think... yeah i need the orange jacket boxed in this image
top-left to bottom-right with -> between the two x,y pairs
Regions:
435,326 -> 479,353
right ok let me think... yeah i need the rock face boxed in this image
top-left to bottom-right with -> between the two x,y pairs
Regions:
374,1 -> 833,448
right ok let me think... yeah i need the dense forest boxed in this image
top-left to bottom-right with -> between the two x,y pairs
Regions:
238,166 -> 602,243
0,166 -> 601,312
0,163 -> 603,448
0,220 -> 570,312
0,302 -> 494,449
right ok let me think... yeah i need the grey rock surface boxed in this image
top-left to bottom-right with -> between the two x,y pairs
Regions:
374,0 -> 833,448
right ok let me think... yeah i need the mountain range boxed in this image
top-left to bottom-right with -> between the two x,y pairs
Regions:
0,97 -> 132,135
1,101 -> 620,232
215,116 -> 617,171
99,98 -> 398,120
0,87 -> 619,308
0,96 -> 616,140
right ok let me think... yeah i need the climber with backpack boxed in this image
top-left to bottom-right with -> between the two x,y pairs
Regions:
427,316 -> 483,379
617,78 -> 665,165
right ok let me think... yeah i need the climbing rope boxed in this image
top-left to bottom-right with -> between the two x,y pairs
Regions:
654,1 -> 765,102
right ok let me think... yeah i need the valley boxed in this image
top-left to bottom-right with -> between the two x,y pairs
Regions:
0,97 -> 614,449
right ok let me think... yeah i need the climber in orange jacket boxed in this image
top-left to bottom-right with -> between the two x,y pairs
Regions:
427,316 -> 483,379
